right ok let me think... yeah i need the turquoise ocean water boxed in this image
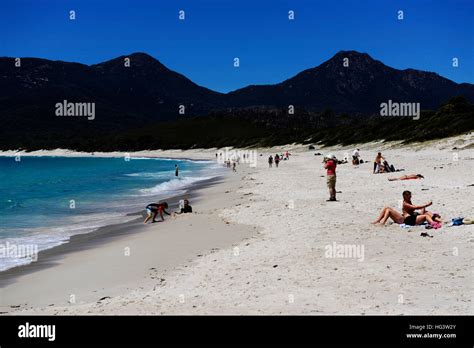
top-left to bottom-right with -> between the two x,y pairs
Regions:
0,156 -> 222,271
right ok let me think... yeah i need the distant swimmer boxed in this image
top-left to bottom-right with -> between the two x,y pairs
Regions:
388,174 -> 424,181
175,164 -> 179,177
144,202 -> 171,223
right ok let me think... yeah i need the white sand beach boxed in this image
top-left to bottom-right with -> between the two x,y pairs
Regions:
1,134 -> 473,315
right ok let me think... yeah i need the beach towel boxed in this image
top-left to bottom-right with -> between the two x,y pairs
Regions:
399,223 -> 426,228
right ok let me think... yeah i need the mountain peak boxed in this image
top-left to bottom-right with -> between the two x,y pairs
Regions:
310,50 -> 386,76
327,50 -> 379,66
93,52 -> 167,70
127,52 -> 159,61
332,50 -> 373,59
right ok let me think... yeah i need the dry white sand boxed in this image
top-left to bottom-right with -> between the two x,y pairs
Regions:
1,134 -> 473,314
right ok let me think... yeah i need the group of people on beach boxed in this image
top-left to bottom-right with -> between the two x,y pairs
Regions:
322,149 -> 438,228
268,152 -> 289,168
373,152 -> 397,174
143,149 -> 439,229
144,199 -> 193,224
143,163 -> 193,224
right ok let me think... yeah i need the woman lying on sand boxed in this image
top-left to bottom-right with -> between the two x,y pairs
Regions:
388,174 -> 424,181
372,190 -> 442,226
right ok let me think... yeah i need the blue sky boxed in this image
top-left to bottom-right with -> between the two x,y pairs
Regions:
1,0 -> 473,92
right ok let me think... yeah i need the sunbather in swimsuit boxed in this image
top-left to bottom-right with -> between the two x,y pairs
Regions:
401,191 -> 438,226
389,174 -> 424,181
372,190 -> 440,226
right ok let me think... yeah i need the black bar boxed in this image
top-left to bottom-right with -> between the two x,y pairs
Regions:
0,315 -> 472,346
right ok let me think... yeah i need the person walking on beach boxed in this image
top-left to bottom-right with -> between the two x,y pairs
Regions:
175,164 -> 179,177
324,154 -> 337,201
144,202 -> 171,223
275,154 -> 280,168
268,155 -> 273,168
232,162 -> 237,172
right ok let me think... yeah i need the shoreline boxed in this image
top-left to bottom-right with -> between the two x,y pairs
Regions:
1,135 -> 473,315
0,168 -> 258,312
0,153 -> 225,274
0,175 -> 222,282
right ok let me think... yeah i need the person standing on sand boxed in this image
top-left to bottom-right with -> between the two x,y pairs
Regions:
275,154 -> 280,168
324,154 -> 337,201
175,164 -> 179,177
268,155 -> 273,168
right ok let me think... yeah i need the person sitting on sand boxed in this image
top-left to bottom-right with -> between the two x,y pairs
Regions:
176,199 -> 192,214
352,148 -> 360,165
401,190 -> 441,225
374,152 -> 384,173
388,174 -> 424,181
144,202 -> 171,223
371,191 -> 439,226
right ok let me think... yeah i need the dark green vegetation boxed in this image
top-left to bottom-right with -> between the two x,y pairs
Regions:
1,51 -> 473,150
4,97 -> 472,151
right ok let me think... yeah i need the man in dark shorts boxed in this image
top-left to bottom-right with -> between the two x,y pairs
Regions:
144,202 -> 171,223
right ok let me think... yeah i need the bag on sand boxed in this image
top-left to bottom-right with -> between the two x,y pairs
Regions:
450,217 -> 464,226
